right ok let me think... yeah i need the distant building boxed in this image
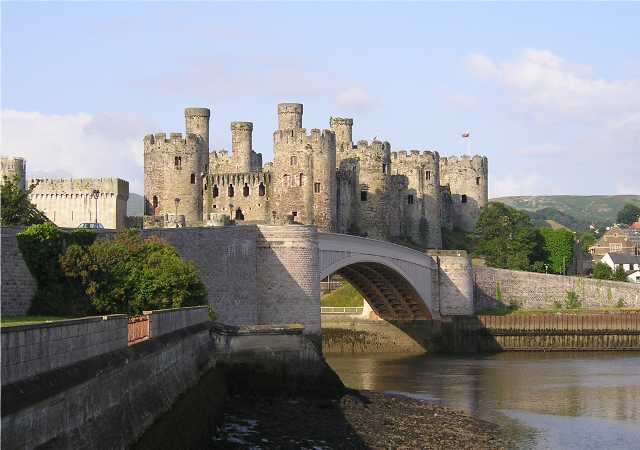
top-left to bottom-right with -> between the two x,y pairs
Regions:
600,252 -> 640,283
627,269 -> 640,283
589,226 -> 639,260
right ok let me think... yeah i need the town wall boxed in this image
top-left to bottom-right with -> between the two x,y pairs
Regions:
474,267 -> 640,310
0,156 -> 27,191
0,227 -> 37,316
29,177 -> 129,229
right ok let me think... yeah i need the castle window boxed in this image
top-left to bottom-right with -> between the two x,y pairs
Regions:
291,156 -> 297,166
212,185 -> 219,198
299,173 -> 304,187
283,174 -> 289,186
228,185 -> 235,197
476,177 -> 480,185
190,173 -> 196,184
361,190 -> 368,201
259,182 -> 266,196
212,204 -> 217,209
314,182 -> 321,193
152,195 -> 159,212
461,194 -> 467,203
408,195 -> 414,205
426,171 -> 431,181
382,164 -> 387,174
243,183 -> 249,197
174,156 -> 182,169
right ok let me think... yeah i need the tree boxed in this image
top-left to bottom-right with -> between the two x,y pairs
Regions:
612,265 -> 628,282
0,176 -> 48,226
617,203 -> 640,225
592,262 -> 613,280
539,228 -> 575,274
473,202 -> 541,270
60,230 -> 207,315
577,231 -> 597,253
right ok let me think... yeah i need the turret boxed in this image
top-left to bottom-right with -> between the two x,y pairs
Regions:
330,117 -> 353,150
231,121 -> 253,172
439,155 -> 488,232
0,156 -> 27,191
277,103 -> 303,130
184,107 -> 210,151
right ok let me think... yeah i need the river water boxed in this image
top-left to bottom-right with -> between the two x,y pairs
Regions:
325,352 -> 640,450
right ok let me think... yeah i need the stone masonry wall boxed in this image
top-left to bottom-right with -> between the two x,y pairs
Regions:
1,314 -> 128,385
475,267 -> 640,310
1,227 -> 37,316
145,306 -> 209,338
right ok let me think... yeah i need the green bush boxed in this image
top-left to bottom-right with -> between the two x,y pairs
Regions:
539,228 -> 575,274
17,223 -> 97,315
593,262 -> 613,280
564,290 -> 581,309
0,176 -> 48,226
60,230 -> 207,315
616,298 -> 625,308
612,265 -> 628,282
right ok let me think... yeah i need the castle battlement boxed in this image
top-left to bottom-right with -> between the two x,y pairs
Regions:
273,128 -> 335,146
391,150 -> 440,164
353,139 -> 391,153
440,155 -> 487,170
144,132 -> 201,146
29,177 -> 129,198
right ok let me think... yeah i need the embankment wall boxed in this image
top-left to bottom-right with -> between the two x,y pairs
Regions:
475,267 -> 640,310
0,227 -> 37,316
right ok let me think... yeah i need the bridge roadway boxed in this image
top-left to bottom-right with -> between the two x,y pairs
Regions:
318,232 -> 440,320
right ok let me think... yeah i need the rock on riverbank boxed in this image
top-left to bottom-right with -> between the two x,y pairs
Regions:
212,390 -> 511,449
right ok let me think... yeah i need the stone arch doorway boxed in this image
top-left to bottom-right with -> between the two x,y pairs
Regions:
235,208 -> 244,221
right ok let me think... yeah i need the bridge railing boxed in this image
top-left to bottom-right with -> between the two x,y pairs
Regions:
321,306 -> 364,315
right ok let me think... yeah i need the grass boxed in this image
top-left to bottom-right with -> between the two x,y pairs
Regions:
476,307 -> 640,316
321,282 -> 364,307
1,315 -> 73,327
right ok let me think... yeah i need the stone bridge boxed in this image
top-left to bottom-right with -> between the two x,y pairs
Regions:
318,233 -> 439,320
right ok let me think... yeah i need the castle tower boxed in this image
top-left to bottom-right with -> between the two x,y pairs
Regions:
277,103 -> 303,130
390,150 -> 442,248
185,107 -> 211,151
231,122 -> 253,172
439,155 -> 488,232
0,156 -> 27,191
330,117 -> 353,150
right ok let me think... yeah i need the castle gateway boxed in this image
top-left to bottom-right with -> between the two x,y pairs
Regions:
144,103 -> 488,248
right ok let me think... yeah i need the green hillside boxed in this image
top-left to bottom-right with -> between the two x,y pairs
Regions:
492,195 -> 640,230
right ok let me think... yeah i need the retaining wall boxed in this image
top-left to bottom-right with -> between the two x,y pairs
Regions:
0,227 -> 37,316
475,267 -> 640,310
1,315 -> 127,386
144,306 -> 209,338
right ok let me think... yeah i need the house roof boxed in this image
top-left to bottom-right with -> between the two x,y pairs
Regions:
605,252 -> 640,264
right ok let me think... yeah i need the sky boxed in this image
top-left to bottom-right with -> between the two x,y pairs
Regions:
2,2 -> 639,196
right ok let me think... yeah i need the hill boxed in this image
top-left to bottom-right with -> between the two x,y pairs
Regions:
492,195 -> 640,230
127,192 -> 145,217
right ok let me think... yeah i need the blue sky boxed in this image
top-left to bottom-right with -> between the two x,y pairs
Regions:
2,2 -> 639,196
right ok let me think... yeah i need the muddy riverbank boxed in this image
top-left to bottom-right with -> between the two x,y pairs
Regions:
212,390 -> 511,449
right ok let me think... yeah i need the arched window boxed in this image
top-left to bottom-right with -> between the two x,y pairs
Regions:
235,208 -> 244,221
190,173 -> 196,184
426,171 -> 431,181
314,182 -> 321,193
228,184 -> 235,197
382,164 -> 387,174
291,155 -> 297,166
174,156 -> 181,169
361,190 -> 368,201
299,173 -> 304,186
243,183 -> 249,197
476,177 -> 481,186
258,182 -> 266,196
212,185 -> 219,198
283,174 -> 289,186
408,195 -> 414,205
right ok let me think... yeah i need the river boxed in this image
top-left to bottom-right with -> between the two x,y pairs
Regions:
325,352 -> 640,450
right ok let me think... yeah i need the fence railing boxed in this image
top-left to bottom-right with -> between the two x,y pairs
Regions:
127,315 -> 150,346
321,307 -> 364,315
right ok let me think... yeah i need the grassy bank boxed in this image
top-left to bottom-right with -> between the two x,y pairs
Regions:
321,283 -> 364,307
1,315 -> 72,327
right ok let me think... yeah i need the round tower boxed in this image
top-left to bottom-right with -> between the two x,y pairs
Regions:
277,103 -> 303,130
330,117 -> 353,150
439,155 -> 488,232
312,130 -> 337,232
184,107 -> 211,150
0,156 -> 27,191
231,122 -> 253,172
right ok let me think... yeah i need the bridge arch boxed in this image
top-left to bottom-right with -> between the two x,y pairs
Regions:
318,233 -> 439,320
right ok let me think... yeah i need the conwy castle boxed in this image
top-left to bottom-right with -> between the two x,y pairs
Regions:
144,103 -> 488,248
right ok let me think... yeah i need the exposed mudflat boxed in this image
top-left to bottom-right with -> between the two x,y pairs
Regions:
212,390 -> 511,449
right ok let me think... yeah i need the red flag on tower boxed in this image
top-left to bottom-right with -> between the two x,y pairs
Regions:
462,132 -> 470,138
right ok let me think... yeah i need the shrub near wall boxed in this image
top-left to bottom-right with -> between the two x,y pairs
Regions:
17,223 -> 97,315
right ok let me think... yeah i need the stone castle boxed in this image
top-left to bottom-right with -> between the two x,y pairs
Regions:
144,103 -> 488,248
0,156 -> 129,230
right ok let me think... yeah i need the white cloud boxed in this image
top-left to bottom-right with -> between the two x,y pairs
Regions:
466,49 -> 640,122
1,110 -> 146,192
335,87 -> 372,111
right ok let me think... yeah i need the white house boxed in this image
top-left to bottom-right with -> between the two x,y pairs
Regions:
601,253 -> 640,272
627,269 -> 640,283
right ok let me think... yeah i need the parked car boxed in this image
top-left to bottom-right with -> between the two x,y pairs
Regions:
77,222 -> 105,230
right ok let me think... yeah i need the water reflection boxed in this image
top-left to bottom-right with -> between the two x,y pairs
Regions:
325,352 -> 640,450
